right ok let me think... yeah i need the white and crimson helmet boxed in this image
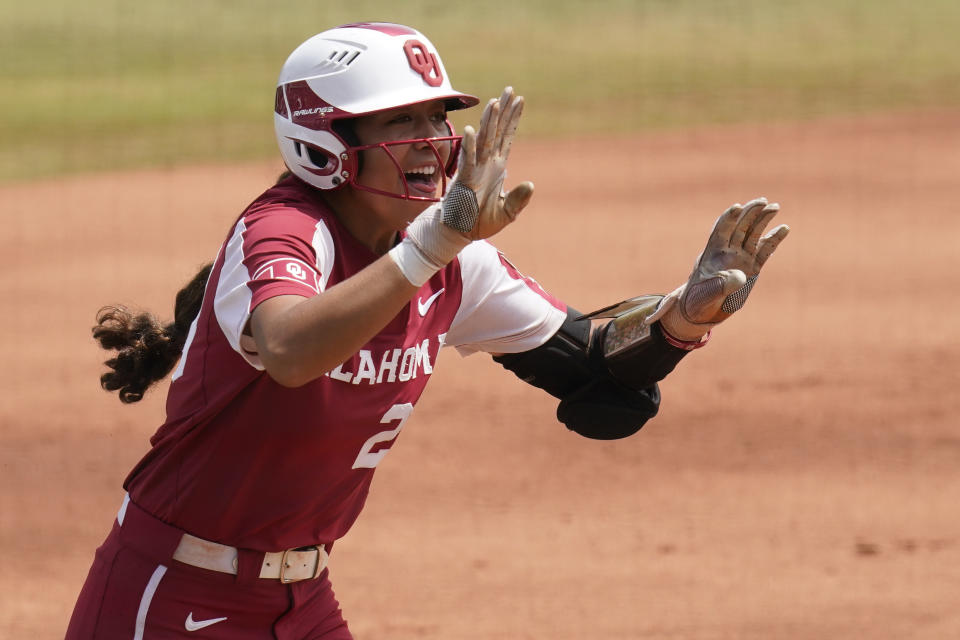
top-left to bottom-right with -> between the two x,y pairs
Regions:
274,23 -> 479,201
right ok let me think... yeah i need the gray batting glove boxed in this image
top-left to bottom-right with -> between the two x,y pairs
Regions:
649,197 -> 791,341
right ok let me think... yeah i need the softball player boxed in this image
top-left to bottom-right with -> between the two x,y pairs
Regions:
66,22 -> 789,639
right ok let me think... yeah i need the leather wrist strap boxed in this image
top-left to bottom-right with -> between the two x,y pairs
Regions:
660,325 -> 711,351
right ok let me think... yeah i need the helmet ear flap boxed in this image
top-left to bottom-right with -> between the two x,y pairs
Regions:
444,118 -> 461,178
274,116 -> 350,189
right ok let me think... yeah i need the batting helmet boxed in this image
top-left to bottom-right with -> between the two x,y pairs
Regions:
273,23 -> 479,201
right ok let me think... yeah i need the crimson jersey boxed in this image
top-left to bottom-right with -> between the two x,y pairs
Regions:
124,176 -> 566,551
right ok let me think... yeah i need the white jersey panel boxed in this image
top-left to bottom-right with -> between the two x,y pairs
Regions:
170,315 -> 200,381
312,219 -> 335,293
213,219 -> 263,370
446,241 -> 566,356
171,258 -> 217,382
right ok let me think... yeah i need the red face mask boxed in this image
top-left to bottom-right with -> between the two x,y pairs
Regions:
343,133 -> 463,202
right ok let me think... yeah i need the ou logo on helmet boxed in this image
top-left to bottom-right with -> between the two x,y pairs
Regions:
403,40 -> 443,87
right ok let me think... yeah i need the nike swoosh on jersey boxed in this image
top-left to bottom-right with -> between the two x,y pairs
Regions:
417,288 -> 445,316
185,613 -> 228,631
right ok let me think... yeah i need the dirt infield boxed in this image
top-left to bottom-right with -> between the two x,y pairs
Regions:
2,109 -> 958,639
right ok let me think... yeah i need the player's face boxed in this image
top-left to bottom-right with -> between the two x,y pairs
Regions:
324,100 -> 455,254
351,100 -> 453,204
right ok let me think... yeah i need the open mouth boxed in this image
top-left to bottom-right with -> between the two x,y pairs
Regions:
403,164 -> 441,195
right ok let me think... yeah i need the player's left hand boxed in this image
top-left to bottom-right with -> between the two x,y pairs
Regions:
649,197 -> 790,341
392,87 -> 534,287
441,86 -> 534,240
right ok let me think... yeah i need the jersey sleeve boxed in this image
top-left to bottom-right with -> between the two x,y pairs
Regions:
445,241 -> 567,356
213,207 -> 335,368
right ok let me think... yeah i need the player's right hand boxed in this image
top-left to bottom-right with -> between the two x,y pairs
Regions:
441,86 -> 534,240
649,197 -> 790,341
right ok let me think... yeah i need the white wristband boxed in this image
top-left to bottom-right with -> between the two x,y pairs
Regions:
391,201 -> 472,286
388,237 -> 442,287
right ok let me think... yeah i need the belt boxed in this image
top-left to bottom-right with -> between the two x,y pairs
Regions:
173,533 -> 328,583
119,494 -> 328,583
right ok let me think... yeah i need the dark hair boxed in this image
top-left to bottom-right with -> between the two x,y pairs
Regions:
332,119 -> 360,147
93,263 -> 212,403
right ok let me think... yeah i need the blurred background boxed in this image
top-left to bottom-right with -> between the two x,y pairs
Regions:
3,0 -> 959,182
2,2 -> 959,639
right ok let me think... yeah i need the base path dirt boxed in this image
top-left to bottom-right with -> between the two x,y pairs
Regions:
2,109 -> 958,639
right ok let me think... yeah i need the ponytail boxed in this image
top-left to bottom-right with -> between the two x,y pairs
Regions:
93,263 -> 212,403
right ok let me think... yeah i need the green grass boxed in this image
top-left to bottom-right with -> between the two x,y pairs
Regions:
2,0 -> 959,182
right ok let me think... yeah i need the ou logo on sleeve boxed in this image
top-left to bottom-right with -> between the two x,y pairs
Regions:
286,262 -> 307,280
403,40 -> 443,87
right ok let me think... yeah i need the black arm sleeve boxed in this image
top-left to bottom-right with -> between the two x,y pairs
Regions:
492,307 -> 690,440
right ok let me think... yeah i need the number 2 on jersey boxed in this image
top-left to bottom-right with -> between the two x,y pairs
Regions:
351,403 -> 414,469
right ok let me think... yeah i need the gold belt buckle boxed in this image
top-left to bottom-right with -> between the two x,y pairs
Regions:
279,545 -> 323,584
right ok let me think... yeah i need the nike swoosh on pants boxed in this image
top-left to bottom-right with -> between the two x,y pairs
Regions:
185,612 -> 228,631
